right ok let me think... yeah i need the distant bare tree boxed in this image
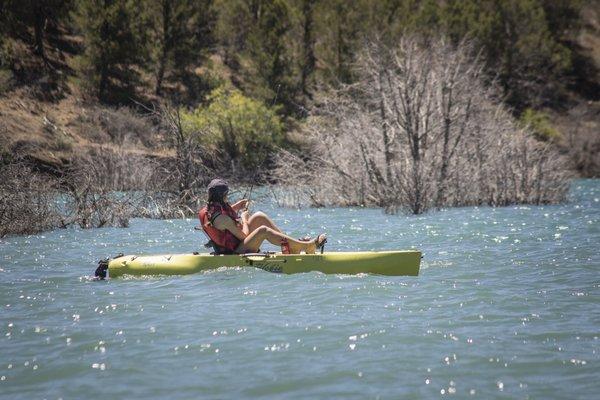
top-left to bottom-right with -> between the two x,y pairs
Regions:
273,36 -> 572,213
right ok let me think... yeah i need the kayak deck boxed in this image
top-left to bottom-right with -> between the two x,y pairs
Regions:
107,250 -> 421,277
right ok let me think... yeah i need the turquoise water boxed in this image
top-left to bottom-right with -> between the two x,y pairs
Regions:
1,180 -> 598,399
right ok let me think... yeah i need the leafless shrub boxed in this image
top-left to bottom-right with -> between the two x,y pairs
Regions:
42,115 -> 76,152
0,157 -> 60,237
273,37 -> 572,213
60,148 -> 160,228
562,105 -> 600,177
135,192 -> 194,219
78,106 -> 157,147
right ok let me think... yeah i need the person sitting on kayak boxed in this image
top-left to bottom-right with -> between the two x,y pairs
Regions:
198,179 -> 326,254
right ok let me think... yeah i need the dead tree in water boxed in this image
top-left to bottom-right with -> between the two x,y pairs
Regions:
0,158 -> 60,237
365,39 -> 438,213
273,37 -> 572,213
146,103 -> 211,216
431,41 -> 482,207
61,149 -> 157,228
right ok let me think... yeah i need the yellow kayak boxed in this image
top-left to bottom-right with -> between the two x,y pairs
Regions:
98,250 -> 421,278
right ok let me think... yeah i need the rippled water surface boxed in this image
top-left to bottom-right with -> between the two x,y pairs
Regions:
1,180 -> 599,399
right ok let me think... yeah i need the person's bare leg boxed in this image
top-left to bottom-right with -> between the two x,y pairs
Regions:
240,226 -> 319,254
247,211 -> 283,234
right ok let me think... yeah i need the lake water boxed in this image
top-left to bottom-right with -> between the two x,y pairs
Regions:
1,180 -> 598,399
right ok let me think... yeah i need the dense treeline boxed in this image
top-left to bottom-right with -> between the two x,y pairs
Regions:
0,0 -> 592,111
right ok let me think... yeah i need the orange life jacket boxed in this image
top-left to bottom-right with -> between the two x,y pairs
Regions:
198,202 -> 241,253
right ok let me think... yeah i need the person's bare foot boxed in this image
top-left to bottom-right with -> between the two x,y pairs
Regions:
306,234 -> 327,254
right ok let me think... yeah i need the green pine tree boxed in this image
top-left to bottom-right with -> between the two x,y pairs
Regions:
0,0 -> 73,60
214,0 -> 253,71
73,0 -> 149,103
148,0 -> 215,97
245,0 -> 295,109
299,0 -> 317,98
315,0 -> 361,85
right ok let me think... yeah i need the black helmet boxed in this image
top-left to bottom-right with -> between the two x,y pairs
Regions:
207,178 -> 229,198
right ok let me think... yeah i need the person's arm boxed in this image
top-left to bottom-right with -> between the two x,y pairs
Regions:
213,213 -> 248,242
231,199 -> 249,212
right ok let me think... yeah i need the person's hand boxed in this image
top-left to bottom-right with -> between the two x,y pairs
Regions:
241,210 -> 250,223
239,199 -> 250,211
